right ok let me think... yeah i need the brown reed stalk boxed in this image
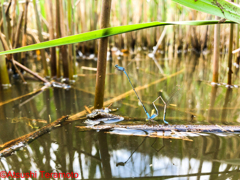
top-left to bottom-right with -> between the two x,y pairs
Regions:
12,11 -> 23,49
227,11 -> 234,85
0,41 -> 10,86
11,0 -> 17,47
21,0 -> 29,59
1,29 -> 47,84
33,0 -> 49,77
72,0 -> 77,76
47,0 -> 56,78
1,1 -> 11,49
12,11 -> 26,83
55,0 -> 61,78
0,0 -> 12,27
212,16 -> 220,83
235,0 -> 240,74
67,0 -> 73,80
59,0 -> 69,79
94,0 -> 112,109
11,59 -> 26,83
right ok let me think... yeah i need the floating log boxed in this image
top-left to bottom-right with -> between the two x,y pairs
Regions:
76,124 -> 240,133
0,116 -> 68,157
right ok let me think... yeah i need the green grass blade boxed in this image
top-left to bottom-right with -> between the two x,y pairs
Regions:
0,20 -> 235,55
172,0 -> 240,23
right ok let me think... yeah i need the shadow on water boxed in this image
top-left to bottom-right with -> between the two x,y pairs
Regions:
0,53 -> 240,179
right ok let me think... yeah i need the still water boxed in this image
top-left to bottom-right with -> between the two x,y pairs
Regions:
0,52 -> 240,179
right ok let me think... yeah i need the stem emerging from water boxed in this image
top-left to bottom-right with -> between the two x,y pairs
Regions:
94,0 -> 112,109
212,16 -> 220,83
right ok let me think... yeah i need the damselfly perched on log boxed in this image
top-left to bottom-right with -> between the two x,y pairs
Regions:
115,64 -> 181,124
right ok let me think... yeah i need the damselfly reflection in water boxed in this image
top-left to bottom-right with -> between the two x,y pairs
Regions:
115,64 -> 181,124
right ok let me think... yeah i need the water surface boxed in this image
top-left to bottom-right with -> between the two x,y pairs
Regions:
0,52 -> 240,179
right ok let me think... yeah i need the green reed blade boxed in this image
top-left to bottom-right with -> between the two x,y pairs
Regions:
0,20 -> 235,56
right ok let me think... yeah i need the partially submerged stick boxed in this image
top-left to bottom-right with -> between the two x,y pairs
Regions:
76,124 -> 239,133
11,59 -> 49,83
0,116 -> 68,157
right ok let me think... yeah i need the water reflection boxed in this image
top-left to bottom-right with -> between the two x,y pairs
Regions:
0,53 -> 239,179
1,127 -> 240,179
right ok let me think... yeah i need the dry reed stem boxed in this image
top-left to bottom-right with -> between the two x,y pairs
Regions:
94,0 -> 112,109
12,11 -> 24,49
212,16 -> 220,83
23,0 -> 29,35
33,0 -> 49,77
11,59 -> 26,83
47,0 -> 56,77
0,0 -> 12,27
227,22 -> 234,85
0,24 -> 48,84
11,59 -> 49,83
84,106 -> 92,113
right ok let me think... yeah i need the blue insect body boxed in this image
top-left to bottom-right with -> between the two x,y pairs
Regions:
115,64 -> 168,124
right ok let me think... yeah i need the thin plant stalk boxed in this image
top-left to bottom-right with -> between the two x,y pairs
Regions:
47,0 -> 57,78
0,0 -> 12,27
94,0 -> 112,109
21,0 -> 29,59
11,59 -> 26,83
33,0 -> 49,77
59,0 -> 69,79
227,13 -> 234,85
235,0 -> 240,74
72,0 -> 77,76
153,26 -> 167,55
0,42 -> 10,86
55,0 -> 61,78
212,16 -> 220,83
13,11 -> 23,49
56,47 -> 61,78
12,11 -> 26,83
67,0 -> 73,80
1,0 -> 11,49
11,0 -> 17,48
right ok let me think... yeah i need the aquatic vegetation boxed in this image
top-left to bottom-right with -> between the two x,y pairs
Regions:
0,20 -> 234,56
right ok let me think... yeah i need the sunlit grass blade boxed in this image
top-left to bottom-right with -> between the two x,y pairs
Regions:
172,0 -> 240,23
0,20 -> 235,56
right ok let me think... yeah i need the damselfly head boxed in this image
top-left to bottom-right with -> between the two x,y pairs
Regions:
115,64 -> 125,72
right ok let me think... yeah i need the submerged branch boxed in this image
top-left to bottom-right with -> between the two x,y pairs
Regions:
0,116 -> 68,157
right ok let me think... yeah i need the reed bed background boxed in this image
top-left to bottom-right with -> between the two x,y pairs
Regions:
0,0 -> 239,83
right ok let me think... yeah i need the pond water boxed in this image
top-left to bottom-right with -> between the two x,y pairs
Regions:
0,52 -> 240,179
